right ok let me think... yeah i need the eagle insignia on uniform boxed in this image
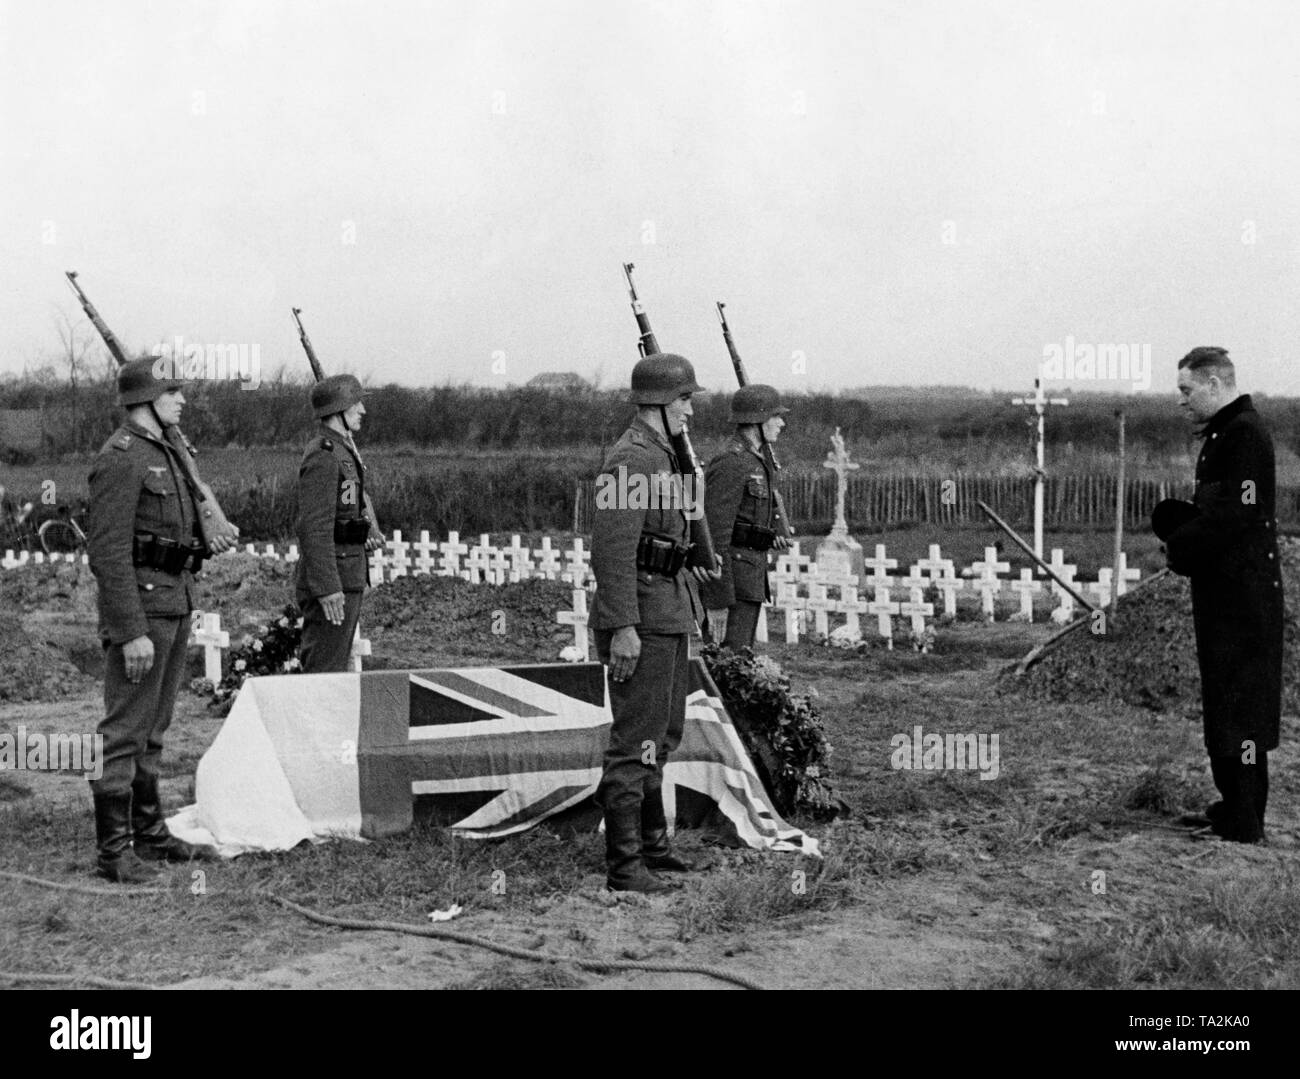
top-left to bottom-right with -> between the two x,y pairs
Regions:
147,466 -> 167,476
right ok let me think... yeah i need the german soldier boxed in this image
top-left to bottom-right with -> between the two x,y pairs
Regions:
1156,347 -> 1284,843
700,384 -> 790,648
590,353 -> 715,893
87,359 -> 225,883
295,374 -> 383,673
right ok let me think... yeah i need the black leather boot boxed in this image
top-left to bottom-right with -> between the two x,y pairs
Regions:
605,804 -> 679,893
131,774 -> 217,863
641,780 -> 695,872
93,790 -> 161,884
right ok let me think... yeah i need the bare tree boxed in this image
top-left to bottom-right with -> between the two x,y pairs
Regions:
51,305 -> 98,454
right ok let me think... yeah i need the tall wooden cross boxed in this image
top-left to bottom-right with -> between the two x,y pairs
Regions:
1011,378 -> 1069,562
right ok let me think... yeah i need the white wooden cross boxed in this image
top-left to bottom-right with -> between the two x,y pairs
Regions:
867,586 -> 900,647
534,537 -> 563,580
1008,568 -> 1043,622
1047,548 -> 1078,622
1089,568 -> 1114,608
754,602 -> 769,643
970,546 -> 1010,621
899,584 -> 934,638
506,535 -> 533,581
863,544 -> 898,591
285,544 -> 300,563
933,573 -> 965,619
805,582 -> 839,639
413,530 -> 439,575
351,622 -> 371,673
387,530 -> 412,579
244,543 -> 258,556
556,588 -> 590,660
190,611 -> 229,684
563,538 -> 591,586
836,583 -> 868,641
1,550 -> 19,570
439,531 -> 469,577
262,543 -> 277,559
464,536 -> 494,584
1113,552 -> 1141,597
486,545 -> 513,586
775,543 -> 814,588
775,581 -> 807,643
368,545 -> 387,585
916,544 -> 954,583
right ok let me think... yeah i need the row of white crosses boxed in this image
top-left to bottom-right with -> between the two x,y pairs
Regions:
761,541 -> 1141,644
371,531 -> 594,588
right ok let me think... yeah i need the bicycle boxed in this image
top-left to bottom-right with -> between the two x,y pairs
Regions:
39,504 -> 88,555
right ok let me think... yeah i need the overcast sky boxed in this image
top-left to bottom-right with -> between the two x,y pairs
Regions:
2,0 -> 1298,397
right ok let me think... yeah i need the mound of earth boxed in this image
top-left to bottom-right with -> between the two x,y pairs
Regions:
364,574 -> 579,668
1006,537 -> 1300,713
0,560 -> 96,616
0,611 -> 90,702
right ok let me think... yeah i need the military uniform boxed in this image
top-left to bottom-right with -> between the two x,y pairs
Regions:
591,352 -> 709,892
1164,393 -> 1284,842
701,435 -> 785,648
89,418 -> 203,793
87,371 -> 219,885
295,423 -> 373,672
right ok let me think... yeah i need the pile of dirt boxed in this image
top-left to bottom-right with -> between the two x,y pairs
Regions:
1006,537 -> 1300,713
364,574 -> 579,668
0,611 -> 90,702
0,560 -> 96,616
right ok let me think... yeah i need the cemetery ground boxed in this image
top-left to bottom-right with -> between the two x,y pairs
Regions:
2,539 -> 1299,990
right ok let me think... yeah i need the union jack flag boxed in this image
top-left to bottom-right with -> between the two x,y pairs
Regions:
185,661 -> 816,856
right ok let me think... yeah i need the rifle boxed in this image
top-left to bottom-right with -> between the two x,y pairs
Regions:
621,264 -> 717,574
64,271 -> 239,554
290,307 -> 381,542
715,301 -> 794,539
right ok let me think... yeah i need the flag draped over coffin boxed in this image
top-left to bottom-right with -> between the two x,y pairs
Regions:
173,660 -> 817,857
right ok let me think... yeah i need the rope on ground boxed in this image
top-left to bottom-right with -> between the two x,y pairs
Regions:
0,971 -> 164,990
272,895 -> 764,991
0,869 -> 167,897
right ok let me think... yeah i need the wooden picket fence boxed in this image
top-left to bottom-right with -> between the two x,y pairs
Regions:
574,472 -> 1300,533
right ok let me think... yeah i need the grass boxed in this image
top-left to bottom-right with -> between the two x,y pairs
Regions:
2,600 -> 1293,989
994,868 -> 1300,989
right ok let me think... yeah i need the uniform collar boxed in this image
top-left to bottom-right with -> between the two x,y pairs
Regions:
631,415 -> 674,455
1198,393 -> 1253,440
123,417 -> 175,451
729,432 -> 765,461
320,421 -> 363,461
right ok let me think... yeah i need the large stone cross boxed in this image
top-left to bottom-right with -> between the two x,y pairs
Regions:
823,427 -> 860,535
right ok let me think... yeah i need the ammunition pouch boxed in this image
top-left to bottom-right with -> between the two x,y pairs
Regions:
132,532 -> 204,575
636,533 -> 689,578
731,521 -> 777,552
333,518 -> 371,545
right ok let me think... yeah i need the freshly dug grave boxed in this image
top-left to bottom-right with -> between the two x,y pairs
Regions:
1006,537 -> 1300,713
0,611 -> 90,703
363,573 -> 580,668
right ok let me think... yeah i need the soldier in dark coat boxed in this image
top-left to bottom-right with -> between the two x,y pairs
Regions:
701,384 -> 791,648
590,353 -> 718,892
87,359 -> 226,882
1160,347 -> 1284,843
295,374 -> 383,673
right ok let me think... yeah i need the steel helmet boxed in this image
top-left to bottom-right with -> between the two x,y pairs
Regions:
630,353 -> 705,405
310,374 -> 368,418
730,384 -> 790,424
118,357 -> 184,406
